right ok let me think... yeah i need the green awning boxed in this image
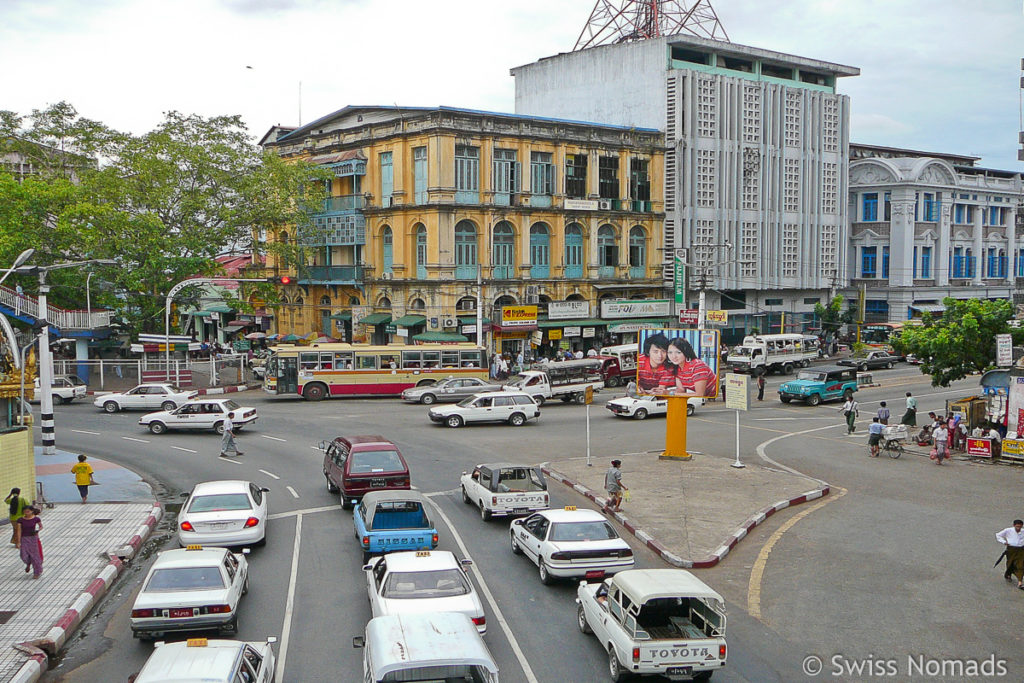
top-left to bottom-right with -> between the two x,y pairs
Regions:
412,332 -> 469,342
538,317 -> 607,328
458,316 -> 492,325
330,312 -> 352,321
206,304 -> 234,313
392,314 -> 426,327
190,311 -> 213,317
360,313 -> 392,325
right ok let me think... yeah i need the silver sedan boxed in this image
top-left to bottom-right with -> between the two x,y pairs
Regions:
401,377 -> 503,405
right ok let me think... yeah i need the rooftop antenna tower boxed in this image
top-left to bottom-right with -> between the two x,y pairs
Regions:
574,0 -> 728,51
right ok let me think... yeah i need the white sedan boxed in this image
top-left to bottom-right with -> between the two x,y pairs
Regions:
94,383 -> 197,413
428,390 -> 539,428
605,395 -> 704,420
139,398 -> 257,435
510,507 -> 635,585
178,480 -> 269,548
130,546 -> 248,639
364,550 -> 486,635
133,637 -> 276,683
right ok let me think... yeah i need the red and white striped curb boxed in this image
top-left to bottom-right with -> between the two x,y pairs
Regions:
87,383 -> 258,396
541,466 -> 829,569
11,504 -> 163,683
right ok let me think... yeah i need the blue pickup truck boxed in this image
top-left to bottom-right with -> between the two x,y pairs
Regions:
354,490 -> 438,562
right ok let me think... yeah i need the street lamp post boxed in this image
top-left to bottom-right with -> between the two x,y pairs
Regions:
0,248 -> 35,288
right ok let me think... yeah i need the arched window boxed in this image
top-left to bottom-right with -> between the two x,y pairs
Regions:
564,223 -> 583,279
378,297 -> 392,309
629,226 -> 646,277
530,223 -> 550,278
294,297 -> 304,323
999,249 -> 1007,278
494,295 -> 517,308
381,225 -> 393,275
456,297 -> 476,311
349,296 -> 360,306
566,293 -> 585,302
598,225 -> 617,277
415,224 -> 427,279
493,221 -> 515,279
320,295 -> 331,306
409,298 -> 425,311
455,221 -> 478,280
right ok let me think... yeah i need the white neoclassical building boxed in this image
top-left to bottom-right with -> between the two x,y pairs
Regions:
848,144 -> 1024,322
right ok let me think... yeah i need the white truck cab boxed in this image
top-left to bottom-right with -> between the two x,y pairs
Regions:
504,360 -> 604,406
576,568 -> 727,682
461,463 -> 549,520
726,333 -> 817,376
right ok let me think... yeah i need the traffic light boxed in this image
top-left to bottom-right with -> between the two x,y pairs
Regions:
267,275 -> 294,285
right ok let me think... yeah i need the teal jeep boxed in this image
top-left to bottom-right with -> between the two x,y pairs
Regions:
778,365 -> 858,406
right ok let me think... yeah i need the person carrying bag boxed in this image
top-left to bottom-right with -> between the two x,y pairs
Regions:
839,397 -> 859,434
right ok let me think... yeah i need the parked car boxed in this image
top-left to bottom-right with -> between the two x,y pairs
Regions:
605,395 -> 704,420
139,398 -> 257,435
428,391 -> 540,428
130,546 -> 249,640
510,506 -> 635,584
505,360 -> 604,405
94,383 -> 197,413
178,480 -> 269,547
34,374 -> 87,404
321,435 -> 411,510
837,350 -> 900,371
131,637 -> 277,683
401,377 -> 503,405
363,550 -> 486,635
354,490 -> 438,562
460,463 -> 549,521
778,365 -> 858,406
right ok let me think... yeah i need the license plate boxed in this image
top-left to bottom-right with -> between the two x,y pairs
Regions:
209,522 -> 231,529
585,570 -> 605,579
371,478 -> 385,487
513,508 -> 528,514
666,667 -> 692,676
169,608 -> 195,619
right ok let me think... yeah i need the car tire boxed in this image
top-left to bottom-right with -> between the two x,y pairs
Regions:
462,486 -> 471,504
148,422 -> 167,435
575,393 -> 587,405
807,393 -> 822,406
634,408 -> 648,420
538,561 -> 554,585
480,504 -> 492,522
693,672 -> 713,681
54,395 -> 66,406
341,495 -> 353,511
214,421 -> 225,435
326,474 -> 340,494
534,395 -> 545,406
606,376 -> 620,388
509,412 -> 526,426
687,403 -> 695,416
303,383 -> 328,401
510,531 -> 523,555
161,401 -> 177,412
843,389 -> 854,401
608,648 -> 628,682
780,396 -> 792,404
886,361 -> 894,369
446,415 -> 463,428
783,363 -> 794,375
420,393 -> 437,405
103,401 -> 120,413
859,363 -> 868,372
577,604 -> 593,634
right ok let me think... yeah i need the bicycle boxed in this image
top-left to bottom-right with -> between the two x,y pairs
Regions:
881,438 -> 904,459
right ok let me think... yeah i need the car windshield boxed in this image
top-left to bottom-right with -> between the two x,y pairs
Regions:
382,568 -> 470,599
732,347 -> 752,357
495,468 -> 545,492
503,375 -> 527,388
188,493 -> 252,513
795,371 -> 826,382
145,566 -> 225,591
222,400 -> 240,410
549,520 -> 618,542
457,396 -> 480,407
433,379 -> 456,389
350,450 -> 404,474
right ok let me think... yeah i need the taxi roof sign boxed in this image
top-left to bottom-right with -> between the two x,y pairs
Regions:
564,506 -> 577,511
186,638 -> 208,647
185,544 -> 203,551
415,551 -> 431,557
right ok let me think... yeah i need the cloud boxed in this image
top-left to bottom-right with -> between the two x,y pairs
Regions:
851,113 -> 914,139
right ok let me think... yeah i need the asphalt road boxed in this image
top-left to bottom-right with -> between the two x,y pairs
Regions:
38,364 -> 1024,682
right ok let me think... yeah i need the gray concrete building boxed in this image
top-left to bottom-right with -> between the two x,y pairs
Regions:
512,35 -> 859,341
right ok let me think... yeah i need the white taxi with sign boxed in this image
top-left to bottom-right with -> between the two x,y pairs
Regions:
510,507 -> 634,584
605,395 -> 704,420
130,636 -> 277,683
130,546 -> 249,639
139,398 -> 257,435
363,550 -> 486,635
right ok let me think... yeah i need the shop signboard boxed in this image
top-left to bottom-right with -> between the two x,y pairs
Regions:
608,321 -> 663,333
1009,377 -> 1024,436
674,248 -> 687,305
679,309 -> 699,326
582,327 -> 596,338
548,301 -> 590,320
548,329 -> 563,340
233,340 -> 251,351
997,333 -> 1013,367
1001,439 -> 1024,456
966,438 -> 993,458
501,305 -> 538,328
706,310 -> 728,325
601,299 -> 671,318
636,328 -> 720,399
563,326 -> 581,337
564,198 -> 599,211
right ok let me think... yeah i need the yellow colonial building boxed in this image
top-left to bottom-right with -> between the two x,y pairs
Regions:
261,106 -> 666,356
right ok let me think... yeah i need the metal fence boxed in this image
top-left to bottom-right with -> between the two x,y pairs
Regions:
50,356 -> 258,392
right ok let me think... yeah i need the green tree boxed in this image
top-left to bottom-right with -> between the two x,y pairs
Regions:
892,297 -> 1024,386
813,294 -> 853,335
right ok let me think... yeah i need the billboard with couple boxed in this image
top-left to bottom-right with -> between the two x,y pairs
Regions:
636,329 -> 720,399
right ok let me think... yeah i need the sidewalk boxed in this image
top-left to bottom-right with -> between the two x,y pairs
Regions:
543,449 -> 829,568
1,450 -> 161,683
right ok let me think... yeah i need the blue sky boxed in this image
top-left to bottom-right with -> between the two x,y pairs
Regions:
2,0 -> 1021,169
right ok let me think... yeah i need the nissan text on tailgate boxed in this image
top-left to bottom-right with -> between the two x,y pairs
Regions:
460,463 -> 549,521
354,490 -> 438,561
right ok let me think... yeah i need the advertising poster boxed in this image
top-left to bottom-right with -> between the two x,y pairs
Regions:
636,328 -> 720,398
1008,377 -> 1024,436
966,438 -> 993,458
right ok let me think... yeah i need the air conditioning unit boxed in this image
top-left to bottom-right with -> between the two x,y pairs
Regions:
598,199 -> 613,210
381,272 -> 393,280
441,316 -> 458,328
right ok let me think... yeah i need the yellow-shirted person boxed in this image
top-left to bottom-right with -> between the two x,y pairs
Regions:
70,454 -> 94,503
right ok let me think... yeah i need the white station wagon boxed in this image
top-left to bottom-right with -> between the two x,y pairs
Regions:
139,399 -> 257,435
94,383 -> 197,413
428,390 -> 539,428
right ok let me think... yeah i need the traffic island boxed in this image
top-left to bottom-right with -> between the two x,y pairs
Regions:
543,451 -> 829,568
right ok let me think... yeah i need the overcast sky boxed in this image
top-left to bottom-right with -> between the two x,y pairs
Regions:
2,0 -> 1021,169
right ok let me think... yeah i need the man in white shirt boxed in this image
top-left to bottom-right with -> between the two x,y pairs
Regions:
996,519 -> 1024,587
838,397 -> 858,434
933,421 -> 949,464
574,349 -> 584,360
586,348 -> 598,357
219,412 -> 243,457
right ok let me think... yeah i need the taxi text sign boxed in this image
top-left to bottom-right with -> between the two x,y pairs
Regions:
966,438 -> 993,458
725,373 -> 749,411
501,305 -> 538,327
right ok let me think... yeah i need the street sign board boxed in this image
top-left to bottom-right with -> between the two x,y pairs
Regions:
584,385 -> 594,405
679,309 -> 699,325
706,310 -> 728,325
674,249 -> 687,304
725,373 -> 749,411
966,438 -> 993,458
997,333 -> 1013,367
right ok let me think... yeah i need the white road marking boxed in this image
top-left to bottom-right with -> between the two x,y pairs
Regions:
70,429 -> 100,435
310,445 -> 322,450
424,493 -> 539,683
261,435 -> 287,442
286,486 -> 299,498
218,456 -> 243,465
276,514 -> 302,682
268,504 -> 340,520
752,417 -> 835,421
121,436 -> 149,443
259,469 -> 281,480
171,446 -> 197,453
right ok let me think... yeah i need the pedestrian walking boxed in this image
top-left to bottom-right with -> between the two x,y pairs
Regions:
14,283 -> 24,315
867,417 -> 884,457
70,454 -> 94,503
876,401 -> 890,425
901,392 -> 917,426
839,396 -> 859,434
14,505 -> 43,579
933,420 -> 949,464
604,459 -> 627,513
6,488 -> 31,544
996,519 -> 1024,587
220,412 -> 244,457
756,374 -> 766,401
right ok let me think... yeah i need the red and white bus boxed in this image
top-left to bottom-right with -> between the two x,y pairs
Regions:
263,343 -> 488,400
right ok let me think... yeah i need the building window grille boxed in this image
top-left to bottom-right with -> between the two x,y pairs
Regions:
455,145 -> 479,204
492,149 -> 518,207
782,224 -> 798,278
697,77 -> 718,138
783,159 -> 800,212
741,84 -> 761,144
379,152 -> 393,205
697,150 -> 717,207
822,162 -> 837,214
862,193 -> 878,222
784,90 -> 802,148
598,157 -> 619,200
861,246 -> 877,278
565,154 -> 588,199
530,152 -> 554,207
413,147 -> 427,204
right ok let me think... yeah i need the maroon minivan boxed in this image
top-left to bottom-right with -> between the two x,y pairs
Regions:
321,435 -> 411,509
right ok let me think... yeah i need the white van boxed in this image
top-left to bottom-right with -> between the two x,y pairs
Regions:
354,613 -> 499,682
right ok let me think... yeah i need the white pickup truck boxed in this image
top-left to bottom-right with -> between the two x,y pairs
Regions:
504,361 -> 604,406
576,568 -> 728,682
460,463 -> 549,521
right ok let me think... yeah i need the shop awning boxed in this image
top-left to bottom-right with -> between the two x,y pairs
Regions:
206,304 -> 234,313
392,314 -> 426,327
538,317 -> 606,328
412,332 -> 469,342
592,283 -> 659,290
491,323 -> 538,332
190,311 -> 212,317
226,320 -> 252,327
330,312 -> 352,321
458,315 -> 492,325
910,303 -> 946,313
360,313 -> 392,325
222,325 -> 245,333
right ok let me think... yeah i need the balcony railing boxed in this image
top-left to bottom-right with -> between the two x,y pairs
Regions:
297,265 -> 364,285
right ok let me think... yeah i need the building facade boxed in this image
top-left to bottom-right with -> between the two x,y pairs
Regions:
512,35 -> 860,342
848,144 -> 1024,322
261,106 -> 666,356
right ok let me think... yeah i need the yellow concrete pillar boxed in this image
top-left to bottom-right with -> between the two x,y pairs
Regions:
661,396 -> 691,460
